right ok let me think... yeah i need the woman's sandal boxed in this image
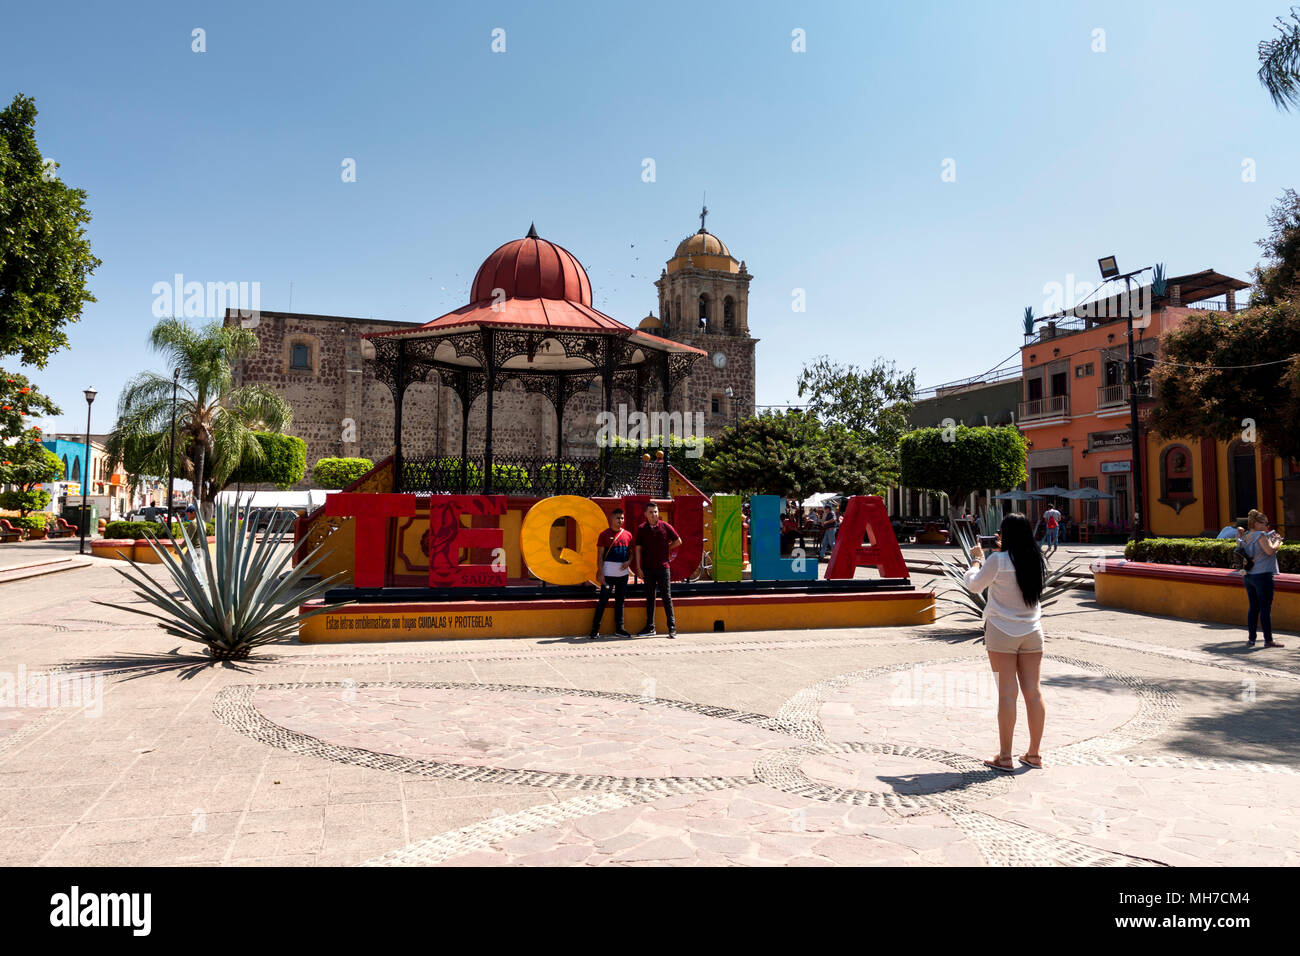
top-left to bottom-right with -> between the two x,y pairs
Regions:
1018,753 -> 1043,769
983,755 -> 1016,774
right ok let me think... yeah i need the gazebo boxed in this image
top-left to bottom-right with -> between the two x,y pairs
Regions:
362,225 -> 706,496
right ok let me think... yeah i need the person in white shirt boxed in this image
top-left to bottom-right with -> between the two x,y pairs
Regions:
962,513 -> 1048,774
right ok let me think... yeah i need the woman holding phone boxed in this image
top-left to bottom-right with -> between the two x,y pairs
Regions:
962,513 -> 1048,773
1241,509 -> 1285,648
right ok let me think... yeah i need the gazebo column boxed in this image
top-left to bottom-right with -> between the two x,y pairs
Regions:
459,370 -> 470,494
393,340 -> 407,492
483,330 -> 495,495
600,365 -> 613,490
659,356 -> 673,498
554,373 -> 566,495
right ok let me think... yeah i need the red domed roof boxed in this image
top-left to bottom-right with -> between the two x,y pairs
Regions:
470,225 -> 592,305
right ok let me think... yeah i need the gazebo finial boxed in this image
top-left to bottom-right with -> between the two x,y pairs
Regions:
526,222 -> 539,239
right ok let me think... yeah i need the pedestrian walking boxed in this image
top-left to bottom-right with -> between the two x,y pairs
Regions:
1240,509 -> 1285,648
962,513 -> 1048,773
589,508 -> 633,640
1042,504 -> 1062,554
634,502 -> 681,638
819,504 -> 838,559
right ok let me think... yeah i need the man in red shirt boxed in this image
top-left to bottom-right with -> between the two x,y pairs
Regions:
634,501 -> 682,638
589,508 -> 633,639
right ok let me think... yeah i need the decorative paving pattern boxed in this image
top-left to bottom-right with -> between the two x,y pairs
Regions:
948,809 -> 1166,867
219,656 -> 1190,866
753,740 -> 1016,812
1065,631 -> 1300,683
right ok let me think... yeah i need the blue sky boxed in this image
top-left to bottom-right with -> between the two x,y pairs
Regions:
5,0 -> 1299,436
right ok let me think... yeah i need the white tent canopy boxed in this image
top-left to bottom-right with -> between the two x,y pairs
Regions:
215,489 -> 334,511
800,492 -> 841,510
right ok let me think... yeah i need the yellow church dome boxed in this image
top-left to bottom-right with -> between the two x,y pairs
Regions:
674,231 -> 731,259
667,228 -> 739,274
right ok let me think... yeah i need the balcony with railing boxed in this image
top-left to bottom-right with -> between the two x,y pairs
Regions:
1096,380 -> 1152,408
1018,395 -> 1069,421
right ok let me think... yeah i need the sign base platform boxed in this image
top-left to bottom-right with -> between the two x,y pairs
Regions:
299,580 -> 935,643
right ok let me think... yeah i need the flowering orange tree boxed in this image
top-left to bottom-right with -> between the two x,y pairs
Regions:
0,372 -> 63,515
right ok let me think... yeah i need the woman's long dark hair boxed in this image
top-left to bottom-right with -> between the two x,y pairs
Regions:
998,513 -> 1046,606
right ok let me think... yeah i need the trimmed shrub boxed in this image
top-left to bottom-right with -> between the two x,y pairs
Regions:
227,432 -> 307,489
312,457 -> 374,489
1125,536 -> 1300,574
105,520 -> 166,539
537,462 -> 582,489
12,513 -> 47,532
492,463 -> 531,494
0,489 -> 52,515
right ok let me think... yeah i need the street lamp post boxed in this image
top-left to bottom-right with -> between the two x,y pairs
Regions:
1098,256 -> 1147,543
79,387 -> 97,555
167,368 -> 179,523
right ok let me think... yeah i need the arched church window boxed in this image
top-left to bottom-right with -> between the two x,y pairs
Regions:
71,457 -> 81,482
698,294 -> 710,324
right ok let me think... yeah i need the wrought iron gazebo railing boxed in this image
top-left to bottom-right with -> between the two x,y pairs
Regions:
399,454 -> 669,498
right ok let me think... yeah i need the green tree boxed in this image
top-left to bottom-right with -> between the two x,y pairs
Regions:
106,318 -> 293,517
796,356 -> 916,452
228,432 -> 306,489
1147,300 -> 1300,461
705,410 -> 895,498
311,457 -> 374,489
898,425 -> 1028,519
1259,7 -> 1300,111
1251,188 -> 1300,306
0,94 -> 101,368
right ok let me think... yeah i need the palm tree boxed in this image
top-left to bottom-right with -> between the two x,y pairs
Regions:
1259,8 -> 1300,111
107,318 -> 292,518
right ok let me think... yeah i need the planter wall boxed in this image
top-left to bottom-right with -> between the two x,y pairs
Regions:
89,536 -> 216,563
1093,559 -> 1300,630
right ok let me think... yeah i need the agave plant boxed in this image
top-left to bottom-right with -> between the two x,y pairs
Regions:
1022,306 -> 1035,336
976,503 -> 1001,537
924,522 -> 1080,627
104,498 -> 349,659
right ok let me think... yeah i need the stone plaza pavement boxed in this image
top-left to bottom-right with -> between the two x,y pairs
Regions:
1,545 -> 1298,867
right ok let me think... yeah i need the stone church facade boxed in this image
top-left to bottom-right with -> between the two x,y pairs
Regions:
224,215 -> 758,487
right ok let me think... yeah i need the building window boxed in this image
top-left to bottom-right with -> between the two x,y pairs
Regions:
291,343 -> 311,369
1074,362 -> 1094,377
1158,443 -> 1196,513
723,296 -> 735,333
698,294 -> 710,326
711,394 -> 721,416
62,455 -> 69,479
71,457 -> 81,482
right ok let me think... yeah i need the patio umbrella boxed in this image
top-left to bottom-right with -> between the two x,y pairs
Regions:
1033,486 -> 1071,496
1058,486 -> 1115,500
992,490 -> 1044,501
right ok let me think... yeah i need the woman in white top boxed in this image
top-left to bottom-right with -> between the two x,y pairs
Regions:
962,513 -> 1048,773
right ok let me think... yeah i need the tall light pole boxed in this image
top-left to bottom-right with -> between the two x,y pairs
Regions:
1098,256 -> 1148,542
79,387 -> 97,555
167,368 -> 179,522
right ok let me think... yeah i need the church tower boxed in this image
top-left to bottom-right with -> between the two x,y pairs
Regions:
642,206 -> 757,437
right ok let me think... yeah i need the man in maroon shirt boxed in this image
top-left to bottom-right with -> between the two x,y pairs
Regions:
634,501 -> 682,638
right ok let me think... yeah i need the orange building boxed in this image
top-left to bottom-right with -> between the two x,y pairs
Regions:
1019,269 -> 1300,539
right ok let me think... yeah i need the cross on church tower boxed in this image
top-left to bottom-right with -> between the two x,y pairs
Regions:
699,199 -> 708,233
